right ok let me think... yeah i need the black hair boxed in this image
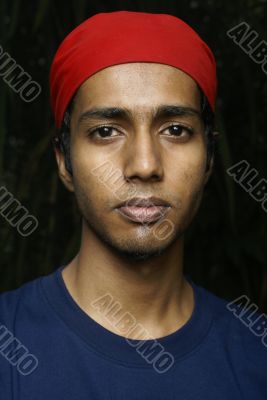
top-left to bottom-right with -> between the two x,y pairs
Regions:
53,99 -> 74,175
53,88 -> 216,176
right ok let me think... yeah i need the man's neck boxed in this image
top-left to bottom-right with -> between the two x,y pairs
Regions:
62,226 -> 194,340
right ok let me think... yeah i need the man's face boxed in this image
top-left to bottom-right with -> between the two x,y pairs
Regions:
56,63 -> 213,261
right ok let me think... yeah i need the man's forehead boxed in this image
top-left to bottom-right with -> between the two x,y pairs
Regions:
78,62 -> 199,88
75,64 -> 201,111
83,61 -> 193,76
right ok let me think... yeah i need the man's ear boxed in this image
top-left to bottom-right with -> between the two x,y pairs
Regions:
204,155 -> 214,185
54,146 -> 75,192
203,131 -> 220,186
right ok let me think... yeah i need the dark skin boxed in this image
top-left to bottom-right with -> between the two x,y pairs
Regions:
54,63 -> 215,339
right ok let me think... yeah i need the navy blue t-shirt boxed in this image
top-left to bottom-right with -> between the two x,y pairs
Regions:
0,265 -> 266,399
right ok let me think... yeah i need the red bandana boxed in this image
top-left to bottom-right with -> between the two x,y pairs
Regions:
50,11 -> 217,129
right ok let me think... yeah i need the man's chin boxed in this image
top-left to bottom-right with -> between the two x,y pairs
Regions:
82,213 -> 183,262
113,246 -> 166,262
104,232 -> 180,263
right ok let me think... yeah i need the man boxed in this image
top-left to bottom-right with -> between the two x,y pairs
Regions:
0,10 -> 266,399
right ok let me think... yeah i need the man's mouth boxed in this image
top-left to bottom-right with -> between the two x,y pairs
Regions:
116,205 -> 170,223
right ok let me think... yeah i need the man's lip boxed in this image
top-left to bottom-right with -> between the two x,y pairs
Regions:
116,205 -> 170,223
116,196 -> 171,208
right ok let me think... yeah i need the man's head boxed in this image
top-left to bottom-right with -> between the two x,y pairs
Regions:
50,11 -> 218,261
54,77 -> 215,176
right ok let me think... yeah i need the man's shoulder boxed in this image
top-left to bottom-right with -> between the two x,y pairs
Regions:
197,283 -> 267,364
0,269 -> 56,329
191,280 -> 234,323
0,273 -> 43,301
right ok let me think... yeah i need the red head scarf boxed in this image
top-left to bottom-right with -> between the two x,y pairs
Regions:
50,11 -> 217,129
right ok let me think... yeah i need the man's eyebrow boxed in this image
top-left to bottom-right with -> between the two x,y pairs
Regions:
78,105 -> 201,126
154,105 -> 201,119
78,107 -> 131,125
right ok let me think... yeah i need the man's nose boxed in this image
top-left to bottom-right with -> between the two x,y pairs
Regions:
123,129 -> 164,182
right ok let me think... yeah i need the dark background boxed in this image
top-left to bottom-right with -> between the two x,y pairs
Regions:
0,0 -> 266,312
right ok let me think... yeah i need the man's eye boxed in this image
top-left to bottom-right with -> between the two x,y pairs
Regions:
88,124 -> 193,140
89,126 -> 118,139
162,125 -> 193,138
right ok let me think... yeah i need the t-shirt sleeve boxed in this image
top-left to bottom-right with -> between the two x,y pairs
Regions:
227,306 -> 267,396
0,288 -> 22,399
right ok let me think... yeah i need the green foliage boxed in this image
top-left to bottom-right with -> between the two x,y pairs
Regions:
0,0 -> 266,311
